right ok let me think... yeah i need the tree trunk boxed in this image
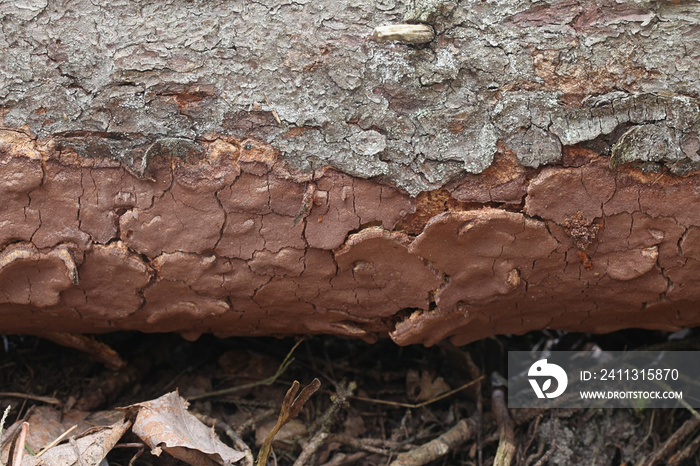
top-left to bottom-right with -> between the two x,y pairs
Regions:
1,0 -> 699,345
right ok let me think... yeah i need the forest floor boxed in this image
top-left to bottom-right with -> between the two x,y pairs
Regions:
1,328 -> 699,466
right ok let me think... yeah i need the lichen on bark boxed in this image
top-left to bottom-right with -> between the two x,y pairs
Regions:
1,0 -> 698,194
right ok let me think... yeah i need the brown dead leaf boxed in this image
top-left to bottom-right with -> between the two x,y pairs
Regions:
406,369 -> 451,402
129,391 -> 244,465
0,407 -> 129,466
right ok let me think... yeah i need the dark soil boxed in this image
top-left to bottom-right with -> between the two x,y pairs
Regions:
1,329 -> 700,465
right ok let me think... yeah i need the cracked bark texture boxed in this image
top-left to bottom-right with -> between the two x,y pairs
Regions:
1,0 -> 699,345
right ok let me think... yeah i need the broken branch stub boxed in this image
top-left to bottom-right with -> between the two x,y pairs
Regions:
373,24 -> 435,44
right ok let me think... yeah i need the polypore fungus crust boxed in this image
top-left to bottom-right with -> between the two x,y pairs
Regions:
2,128 -> 700,345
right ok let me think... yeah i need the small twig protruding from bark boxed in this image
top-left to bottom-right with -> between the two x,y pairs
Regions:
373,24 -> 435,44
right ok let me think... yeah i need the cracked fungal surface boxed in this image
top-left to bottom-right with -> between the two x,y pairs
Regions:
1,0 -> 700,344
3,131 -> 700,345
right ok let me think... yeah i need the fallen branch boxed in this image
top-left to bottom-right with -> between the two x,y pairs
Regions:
668,426 -> 700,465
329,433 -> 410,456
639,415 -> 700,466
389,416 -> 479,466
37,333 -> 126,370
492,386 -> 515,466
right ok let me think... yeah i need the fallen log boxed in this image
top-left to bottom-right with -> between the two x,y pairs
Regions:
1,0 -> 699,345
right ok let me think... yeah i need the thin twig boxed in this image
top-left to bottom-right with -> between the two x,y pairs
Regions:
236,408 -> 277,437
293,382 -> 356,466
69,436 -> 86,466
36,424 -> 78,457
518,414 -> 542,466
524,433 -> 546,466
631,411 -> 654,457
532,411 -> 557,466
37,333 -> 126,370
463,351 -> 483,466
319,451 -> 368,466
195,412 -> 254,466
351,377 -> 484,409
296,432 -> 328,465
330,434 -> 389,455
0,392 -> 61,406
188,338 -> 305,402
127,445 -> 145,466
110,443 -> 147,466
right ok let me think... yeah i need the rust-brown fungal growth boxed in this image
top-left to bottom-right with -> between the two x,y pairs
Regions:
2,130 -> 700,345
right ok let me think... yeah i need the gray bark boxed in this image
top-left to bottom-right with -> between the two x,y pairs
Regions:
2,0 -> 697,194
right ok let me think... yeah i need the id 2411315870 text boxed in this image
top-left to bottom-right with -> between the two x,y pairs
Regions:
583,368 -> 679,381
